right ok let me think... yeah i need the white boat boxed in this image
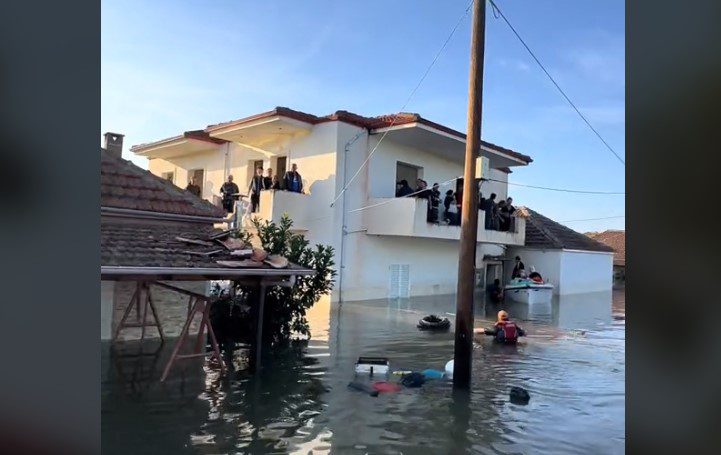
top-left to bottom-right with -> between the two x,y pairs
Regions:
504,279 -> 554,304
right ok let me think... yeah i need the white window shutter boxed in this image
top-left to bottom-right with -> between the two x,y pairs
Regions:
389,264 -> 410,298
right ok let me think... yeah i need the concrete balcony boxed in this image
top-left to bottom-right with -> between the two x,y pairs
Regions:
364,197 -> 525,245
243,190 -> 310,232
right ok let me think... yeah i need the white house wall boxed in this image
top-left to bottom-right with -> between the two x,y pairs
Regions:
559,250 -> 614,295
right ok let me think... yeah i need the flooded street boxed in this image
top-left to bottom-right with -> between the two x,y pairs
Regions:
102,290 -> 625,454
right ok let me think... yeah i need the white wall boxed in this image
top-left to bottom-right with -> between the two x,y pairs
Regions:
101,281 -> 114,340
559,250 -> 614,295
482,168 -> 508,201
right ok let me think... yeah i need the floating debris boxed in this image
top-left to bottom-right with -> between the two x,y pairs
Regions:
509,386 -> 530,405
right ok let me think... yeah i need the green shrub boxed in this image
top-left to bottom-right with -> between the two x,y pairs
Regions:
228,214 -> 336,344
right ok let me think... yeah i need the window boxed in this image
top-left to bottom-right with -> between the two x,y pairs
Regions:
389,264 -> 410,298
161,171 -> 174,183
395,162 -> 422,193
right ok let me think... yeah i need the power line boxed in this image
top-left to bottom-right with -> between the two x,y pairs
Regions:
487,178 -> 624,195
488,0 -> 625,166
560,215 -> 625,223
329,0 -> 474,208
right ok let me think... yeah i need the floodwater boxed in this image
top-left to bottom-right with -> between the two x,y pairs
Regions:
102,290 -> 625,454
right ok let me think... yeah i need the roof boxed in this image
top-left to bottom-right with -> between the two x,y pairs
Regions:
523,209 -> 614,253
586,230 -> 625,265
138,106 -> 532,164
101,149 -> 226,219
101,222 -> 311,277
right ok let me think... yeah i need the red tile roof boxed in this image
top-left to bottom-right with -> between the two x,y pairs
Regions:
586,230 -> 625,265
523,209 -> 614,253
100,149 -> 226,219
177,106 -> 532,164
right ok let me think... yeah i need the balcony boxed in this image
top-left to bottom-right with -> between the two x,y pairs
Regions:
241,190 -> 310,232
364,197 -> 525,245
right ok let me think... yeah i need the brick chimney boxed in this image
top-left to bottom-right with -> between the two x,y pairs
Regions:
104,132 -> 125,158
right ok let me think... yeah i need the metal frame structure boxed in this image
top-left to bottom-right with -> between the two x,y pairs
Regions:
103,266 -> 313,383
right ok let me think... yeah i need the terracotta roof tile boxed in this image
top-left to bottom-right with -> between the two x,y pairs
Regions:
100,149 -> 226,219
523,209 -> 614,253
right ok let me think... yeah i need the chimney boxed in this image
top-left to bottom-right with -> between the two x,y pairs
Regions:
104,132 -> 125,158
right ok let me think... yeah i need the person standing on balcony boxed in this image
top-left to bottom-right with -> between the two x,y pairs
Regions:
283,163 -> 303,193
396,179 -> 413,197
248,167 -> 264,212
484,193 -> 497,230
428,182 -> 441,223
186,176 -> 201,198
500,197 -> 516,231
270,174 -> 281,190
220,175 -> 240,213
263,168 -> 274,190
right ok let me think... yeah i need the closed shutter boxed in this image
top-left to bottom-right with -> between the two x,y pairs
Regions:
389,264 -> 410,298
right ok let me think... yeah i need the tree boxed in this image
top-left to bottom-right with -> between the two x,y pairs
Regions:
210,214 -> 336,350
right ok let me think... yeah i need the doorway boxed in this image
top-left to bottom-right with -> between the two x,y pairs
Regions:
484,262 -> 503,290
396,162 -> 422,192
189,169 -> 204,195
275,156 -> 287,180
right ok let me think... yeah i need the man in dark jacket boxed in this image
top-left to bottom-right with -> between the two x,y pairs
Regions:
220,175 -> 240,213
511,256 -> 525,279
428,182 -> 441,223
283,163 -> 303,193
186,176 -> 201,197
248,167 -> 265,212
396,179 -> 414,197
263,168 -> 274,190
484,193 -> 497,229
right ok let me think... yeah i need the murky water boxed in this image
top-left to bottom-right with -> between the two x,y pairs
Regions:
102,290 -> 625,454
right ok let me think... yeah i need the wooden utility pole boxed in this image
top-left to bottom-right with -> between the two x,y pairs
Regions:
453,0 -> 486,389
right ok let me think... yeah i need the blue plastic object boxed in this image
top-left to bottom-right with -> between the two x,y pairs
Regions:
421,369 -> 445,379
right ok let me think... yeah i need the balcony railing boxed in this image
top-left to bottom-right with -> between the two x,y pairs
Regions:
364,197 -> 525,245
239,190 -> 310,231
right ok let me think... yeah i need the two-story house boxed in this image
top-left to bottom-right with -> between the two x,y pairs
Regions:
132,107 -> 612,301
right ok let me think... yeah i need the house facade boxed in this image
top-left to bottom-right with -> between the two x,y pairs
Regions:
586,230 -> 625,289
132,107 -> 611,301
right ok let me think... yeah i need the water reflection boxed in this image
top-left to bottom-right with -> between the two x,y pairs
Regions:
102,289 -> 624,454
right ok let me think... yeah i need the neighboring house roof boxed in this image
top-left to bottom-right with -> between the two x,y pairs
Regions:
586,230 -> 625,266
100,149 -> 226,219
101,222 -> 309,274
138,106 -> 532,164
523,209 -> 614,253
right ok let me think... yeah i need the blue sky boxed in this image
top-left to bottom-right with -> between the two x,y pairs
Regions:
102,0 -> 624,232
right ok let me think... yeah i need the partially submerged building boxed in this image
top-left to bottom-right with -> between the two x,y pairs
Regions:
586,230 -> 625,288
507,210 -> 615,295
131,107 -> 613,300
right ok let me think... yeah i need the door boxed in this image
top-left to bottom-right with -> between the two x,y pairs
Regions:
190,169 -> 204,196
275,156 -> 287,179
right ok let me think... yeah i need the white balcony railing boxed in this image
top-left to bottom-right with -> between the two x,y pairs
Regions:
240,190 -> 310,231
364,197 -> 525,245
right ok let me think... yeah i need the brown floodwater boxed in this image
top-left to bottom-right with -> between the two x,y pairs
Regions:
102,290 -> 625,454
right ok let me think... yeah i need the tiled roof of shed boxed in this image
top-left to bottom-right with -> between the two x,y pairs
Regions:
524,209 -> 614,253
100,149 -> 226,219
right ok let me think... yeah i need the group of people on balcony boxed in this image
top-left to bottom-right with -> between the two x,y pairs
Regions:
480,193 -> 516,232
216,163 -> 304,214
394,178 -> 516,231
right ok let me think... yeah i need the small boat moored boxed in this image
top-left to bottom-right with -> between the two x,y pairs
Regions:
504,278 -> 554,304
